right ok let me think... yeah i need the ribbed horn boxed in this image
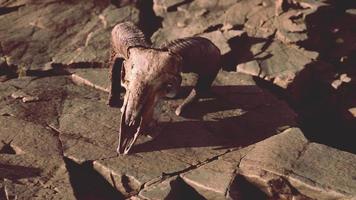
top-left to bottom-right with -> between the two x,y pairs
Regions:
161,37 -> 220,69
111,22 -> 149,59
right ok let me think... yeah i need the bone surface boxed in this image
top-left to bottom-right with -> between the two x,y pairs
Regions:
108,22 -> 221,154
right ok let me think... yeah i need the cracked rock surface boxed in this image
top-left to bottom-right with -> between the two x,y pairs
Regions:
72,69 -> 297,198
0,0 -> 139,71
1,0 -> 356,199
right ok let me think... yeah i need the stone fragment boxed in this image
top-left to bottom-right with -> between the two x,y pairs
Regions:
22,95 -> 39,103
10,90 -> 27,99
139,176 -> 179,200
275,10 -> 308,44
331,79 -> 343,89
153,0 -> 187,16
331,73 -> 352,89
236,60 -> 261,77
348,107 -> 356,117
346,9 -> 356,15
70,68 -> 110,92
340,73 -> 352,83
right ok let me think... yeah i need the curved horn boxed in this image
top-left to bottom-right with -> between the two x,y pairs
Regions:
161,37 -> 220,68
108,22 -> 149,107
112,22 -> 149,59
161,37 -> 221,116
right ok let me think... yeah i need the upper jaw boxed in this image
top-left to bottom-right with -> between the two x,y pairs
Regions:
117,96 -> 160,155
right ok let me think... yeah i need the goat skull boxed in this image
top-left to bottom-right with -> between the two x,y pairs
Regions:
108,22 -> 221,154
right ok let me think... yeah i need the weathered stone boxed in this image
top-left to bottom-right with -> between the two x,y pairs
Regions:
93,152 -> 191,197
348,107 -> 356,118
0,116 -> 76,199
139,176 -> 180,200
58,94 -> 120,162
180,147 -> 253,200
237,41 -> 318,88
0,154 -> 76,200
0,76 -> 70,127
239,128 -> 356,199
0,115 -> 62,157
275,10 -> 308,43
0,1 -> 139,71
151,0 -> 235,46
199,30 -> 244,55
66,68 -> 297,197
153,0 -> 187,16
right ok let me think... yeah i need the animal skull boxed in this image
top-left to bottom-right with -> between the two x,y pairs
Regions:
108,22 -> 221,154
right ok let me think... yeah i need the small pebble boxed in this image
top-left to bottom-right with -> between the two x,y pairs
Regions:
348,107 -> 356,117
176,21 -> 186,28
340,74 -> 351,83
340,56 -> 347,62
22,96 -> 40,103
11,90 -> 27,99
331,79 -> 342,89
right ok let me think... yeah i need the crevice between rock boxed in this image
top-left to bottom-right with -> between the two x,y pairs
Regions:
141,148 -> 237,194
136,0 -> 163,40
0,4 -> 24,15
46,123 -> 125,199
63,157 -> 125,200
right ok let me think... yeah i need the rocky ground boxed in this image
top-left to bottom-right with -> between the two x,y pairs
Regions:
0,0 -> 355,199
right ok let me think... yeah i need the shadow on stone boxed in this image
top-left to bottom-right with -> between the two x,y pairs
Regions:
222,33 -> 273,71
137,0 -> 163,39
252,0 -> 356,154
165,177 -> 207,200
133,85 -> 295,153
0,5 -> 24,15
0,140 -> 16,154
228,175 -> 268,200
0,164 -> 42,180
64,157 -> 125,200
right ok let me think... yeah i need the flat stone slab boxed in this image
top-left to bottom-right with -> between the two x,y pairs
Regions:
71,68 -> 297,197
239,127 -> 356,199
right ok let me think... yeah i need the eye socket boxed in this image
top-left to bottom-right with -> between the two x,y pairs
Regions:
165,83 -> 174,94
